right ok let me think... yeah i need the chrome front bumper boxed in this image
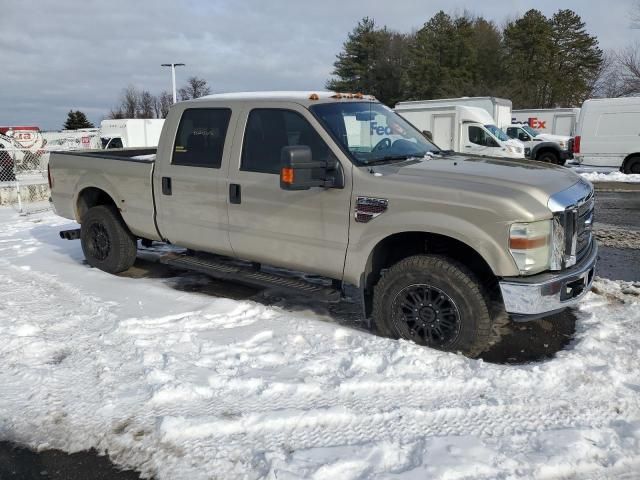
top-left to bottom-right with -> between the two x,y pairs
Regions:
499,241 -> 597,317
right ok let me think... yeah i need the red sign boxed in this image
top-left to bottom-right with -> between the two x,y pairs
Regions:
527,117 -> 547,129
81,136 -> 91,148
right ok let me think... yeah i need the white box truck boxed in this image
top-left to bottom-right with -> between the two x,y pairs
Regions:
394,104 -> 524,159
100,119 -> 165,149
512,108 -> 580,136
398,96 -> 513,129
573,97 -> 640,174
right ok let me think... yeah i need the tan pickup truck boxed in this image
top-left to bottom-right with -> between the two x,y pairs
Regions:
49,91 -> 597,356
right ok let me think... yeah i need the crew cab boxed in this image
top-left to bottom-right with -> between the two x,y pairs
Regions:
49,91 -> 597,357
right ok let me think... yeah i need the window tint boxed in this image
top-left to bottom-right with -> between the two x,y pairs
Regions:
241,109 -> 335,174
104,137 -> 123,149
506,127 -> 517,138
173,108 -> 231,168
468,126 -> 496,147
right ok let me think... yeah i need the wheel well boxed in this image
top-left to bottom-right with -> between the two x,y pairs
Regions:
362,232 -> 497,316
622,153 -> 640,171
76,187 -> 117,221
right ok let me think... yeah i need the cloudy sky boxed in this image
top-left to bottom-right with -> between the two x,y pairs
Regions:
1,0 -> 638,130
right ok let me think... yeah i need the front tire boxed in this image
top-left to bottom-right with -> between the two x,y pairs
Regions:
80,205 -> 137,274
623,156 -> 640,174
372,255 -> 493,357
537,151 -> 559,165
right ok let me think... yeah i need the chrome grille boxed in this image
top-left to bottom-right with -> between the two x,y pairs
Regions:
548,180 -> 595,270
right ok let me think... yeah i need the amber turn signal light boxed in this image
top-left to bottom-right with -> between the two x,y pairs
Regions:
281,167 -> 294,184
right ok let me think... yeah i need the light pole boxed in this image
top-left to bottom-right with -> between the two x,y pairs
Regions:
161,63 -> 185,103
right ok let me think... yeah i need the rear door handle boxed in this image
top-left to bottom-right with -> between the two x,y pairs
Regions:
229,183 -> 241,204
162,177 -> 172,195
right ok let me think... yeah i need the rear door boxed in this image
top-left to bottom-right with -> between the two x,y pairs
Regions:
433,114 -> 454,150
153,105 -> 237,255
226,103 -> 352,279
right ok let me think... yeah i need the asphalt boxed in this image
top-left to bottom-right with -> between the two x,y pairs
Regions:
1,190 -> 638,480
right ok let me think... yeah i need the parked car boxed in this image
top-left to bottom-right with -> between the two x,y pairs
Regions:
505,123 -> 572,165
100,119 -> 165,149
512,108 -> 581,137
49,91 -> 597,357
573,97 -> 640,174
394,104 -> 524,159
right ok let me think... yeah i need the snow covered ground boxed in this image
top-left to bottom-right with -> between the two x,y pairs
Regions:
0,208 -> 639,479
579,171 -> 640,183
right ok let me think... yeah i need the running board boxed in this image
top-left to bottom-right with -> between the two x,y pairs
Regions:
159,252 -> 341,302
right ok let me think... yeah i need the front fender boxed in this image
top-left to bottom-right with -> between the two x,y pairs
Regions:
530,141 -> 560,159
343,209 -> 520,286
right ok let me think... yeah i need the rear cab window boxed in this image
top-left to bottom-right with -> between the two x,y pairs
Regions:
173,108 -> 232,168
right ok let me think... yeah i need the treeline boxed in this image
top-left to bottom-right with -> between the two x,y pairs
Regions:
327,9 -> 607,108
107,76 -> 211,119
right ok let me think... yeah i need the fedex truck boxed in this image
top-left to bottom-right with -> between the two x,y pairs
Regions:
512,108 -> 580,136
394,104 -> 524,159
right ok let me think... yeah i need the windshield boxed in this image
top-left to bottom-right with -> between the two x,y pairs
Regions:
309,102 -> 439,165
484,124 -> 509,142
521,125 -> 539,137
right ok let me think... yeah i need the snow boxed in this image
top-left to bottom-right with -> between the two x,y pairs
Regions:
1,208 -> 639,479
579,171 -> 640,183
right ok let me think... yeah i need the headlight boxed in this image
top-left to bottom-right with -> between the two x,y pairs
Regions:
509,220 -> 552,275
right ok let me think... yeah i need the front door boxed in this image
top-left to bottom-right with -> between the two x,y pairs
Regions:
153,105 -> 237,255
226,104 -> 352,280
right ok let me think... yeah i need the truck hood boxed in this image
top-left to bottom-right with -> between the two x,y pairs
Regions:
536,133 -> 570,144
369,153 -> 581,206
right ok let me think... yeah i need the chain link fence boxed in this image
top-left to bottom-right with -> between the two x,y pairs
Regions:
0,147 -> 51,214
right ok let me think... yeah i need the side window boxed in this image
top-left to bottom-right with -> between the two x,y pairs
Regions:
506,127 -> 517,139
107,138 -> 123,149
172,108 -> 231,168
469,126 -> 490,146
241,109 -> 335,174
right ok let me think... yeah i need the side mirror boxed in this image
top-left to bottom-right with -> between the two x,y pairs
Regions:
280,145 -> 343,191
518,133 -> 530,141
422,130 -> 433,141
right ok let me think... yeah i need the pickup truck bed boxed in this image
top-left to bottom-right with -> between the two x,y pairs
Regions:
50,148 -> 161,241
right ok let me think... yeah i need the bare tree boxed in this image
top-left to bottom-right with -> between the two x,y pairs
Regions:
107,108 -> 126,119
178,76 -> 211,100
138,90 -> 155,119
121,85 -> 139,118
590,51 -> 626,98
154,91 -> 173,118
618,43 -> 640,95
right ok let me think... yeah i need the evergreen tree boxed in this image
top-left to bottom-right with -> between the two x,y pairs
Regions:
63,110 -> 94,130
548,9 -> 602,106
502,9 -> 554,108
326,17 -> 408,105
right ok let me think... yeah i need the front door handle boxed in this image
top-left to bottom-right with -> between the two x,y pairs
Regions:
229,183 -> 241,204
162,177 -> 172,195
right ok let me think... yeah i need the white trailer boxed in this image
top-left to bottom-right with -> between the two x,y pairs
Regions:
394,104 -> 524,159
100,119 -> 165,149
573,97 -> 640,173
512,108 -> 580,136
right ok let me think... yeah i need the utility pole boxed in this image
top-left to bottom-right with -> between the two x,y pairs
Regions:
161,63 -> 185,103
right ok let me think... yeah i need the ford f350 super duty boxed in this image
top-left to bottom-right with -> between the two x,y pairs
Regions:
49,91 -> 597,357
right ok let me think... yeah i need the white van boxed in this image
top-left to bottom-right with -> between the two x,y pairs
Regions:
512,108 -> 580,136
573,97 -> 640,174
100,119 -> 165,149
394,104 -> 524,159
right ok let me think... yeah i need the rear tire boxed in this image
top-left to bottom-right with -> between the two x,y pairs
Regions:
372,255 -> 493,357
537,151 -> 559,165
623,156 -> 640,174
80,205 -> 137,274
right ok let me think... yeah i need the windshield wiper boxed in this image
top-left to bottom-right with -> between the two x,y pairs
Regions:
364,153 -> 428,165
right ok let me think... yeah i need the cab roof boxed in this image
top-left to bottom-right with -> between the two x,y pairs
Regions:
190,90 -> 377,106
